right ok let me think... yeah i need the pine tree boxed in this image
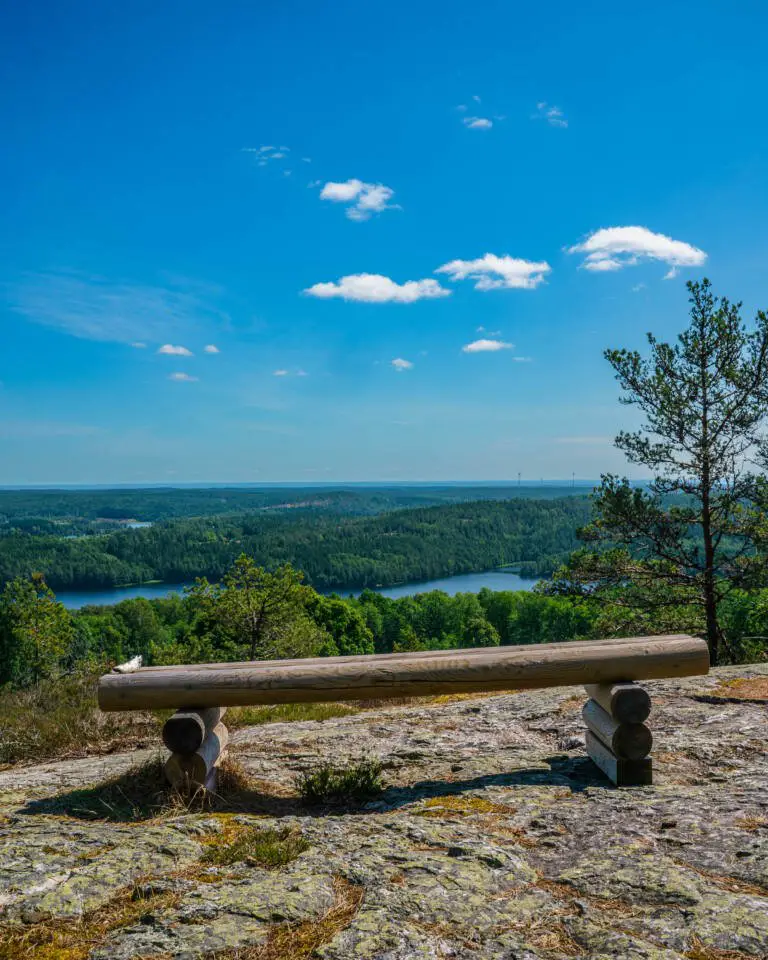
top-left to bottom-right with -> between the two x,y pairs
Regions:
551,279 -> 768,663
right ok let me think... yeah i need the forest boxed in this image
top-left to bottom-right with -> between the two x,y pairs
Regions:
0,496 -> 590,590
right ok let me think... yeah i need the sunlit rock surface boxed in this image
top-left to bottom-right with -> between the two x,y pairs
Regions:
0,663 -> 766,958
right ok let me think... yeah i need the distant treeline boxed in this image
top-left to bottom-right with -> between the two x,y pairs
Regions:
0,497 -> 590,591
0,484 -> 587,526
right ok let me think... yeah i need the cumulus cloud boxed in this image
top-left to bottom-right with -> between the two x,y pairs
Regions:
203,344 -> 220,354
462,339 -> 514,353
168,372 -> 198,382
436,254 -> 551,291
319,179 -> 397,221
533,102 -> 568,127
304,273 -> 451,304
463,116 -> 492,130
391,358 -> 413,371
273,369 -> 289,377
567,226 -> 707,275
243,145 -> 291,168
158,344 -> 193,356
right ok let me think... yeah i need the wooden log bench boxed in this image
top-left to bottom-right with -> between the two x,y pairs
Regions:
98,633 -> 709,790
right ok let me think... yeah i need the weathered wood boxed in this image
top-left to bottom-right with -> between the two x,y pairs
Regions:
582,699 -> 652,760
98,634 -> 709,711
165,721 -> 229,788
129,634 -> 691,675
161,707 -> 227,756
584,681 -> 651,724
585,731 -> 653,787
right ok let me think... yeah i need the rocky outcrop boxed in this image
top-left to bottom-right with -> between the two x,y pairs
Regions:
1,663 -> 766,958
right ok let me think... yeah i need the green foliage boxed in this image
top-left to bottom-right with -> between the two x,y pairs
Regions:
227,702 -> 361,727
188,556 -> 327,661
551,280 -> 768,663
296,758 -> 384,806
0,574 -> 74,686
0,497 -> 589,591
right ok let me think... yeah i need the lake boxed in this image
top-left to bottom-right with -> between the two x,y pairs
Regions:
56,569 -> 539,609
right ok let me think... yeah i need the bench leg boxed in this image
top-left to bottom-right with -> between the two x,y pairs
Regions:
162,708 -> 229,791
582,683 -> 653,786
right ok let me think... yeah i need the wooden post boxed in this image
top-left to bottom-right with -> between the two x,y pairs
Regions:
582,699 -> 652,761
165,721 -> 229,790
585,731 -> 652,787
162,707 -> 227,755
584,681 -> 651,724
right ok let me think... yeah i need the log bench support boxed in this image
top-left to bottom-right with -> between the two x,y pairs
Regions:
162,707 -> 228,792
100,634 -> 710,792
583,682 -> 653,786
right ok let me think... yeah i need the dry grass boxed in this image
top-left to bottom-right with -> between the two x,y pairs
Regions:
0,669 -> 162,767
34,755 -> 275,822
211,877 -> 364,959
670,858 -> 768,898
685,935 -> 758,960
734,815 -> 768,832
0,882 -> 180,960
706,677 -> 768,702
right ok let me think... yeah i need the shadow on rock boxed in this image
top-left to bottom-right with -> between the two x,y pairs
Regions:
364,754 -> 612,812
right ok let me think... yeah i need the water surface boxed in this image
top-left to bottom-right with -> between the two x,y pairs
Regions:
56,568 -> 539,609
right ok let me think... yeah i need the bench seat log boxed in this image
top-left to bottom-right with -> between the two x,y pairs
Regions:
98,634 -> 708,711
111,634 -> 698,676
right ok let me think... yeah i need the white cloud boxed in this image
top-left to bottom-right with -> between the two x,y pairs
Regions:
436,253 -> 551,291
319,179 -> 397,221
533,102 -> 568,128
273,369 -> 289,377
8,272 -> 230,344
296,369 -> 308,377
204,344 -> 220,354
632,283 -> 647,293
463,117 -> 492,130
391,358 -> 413,371
168,372 -> 198,382
462,339 -> 513,353
304,273 -> 450,303
131,342 -> 146,349
158,344 -> 193,356
243,145 -> 291,167
567,226 -> 707,275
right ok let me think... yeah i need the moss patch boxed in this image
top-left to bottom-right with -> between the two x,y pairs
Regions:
417,794 -> 516,818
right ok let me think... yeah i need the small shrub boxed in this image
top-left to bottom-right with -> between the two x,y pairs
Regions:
296,758 -> 383,806
202,824 -> 309,868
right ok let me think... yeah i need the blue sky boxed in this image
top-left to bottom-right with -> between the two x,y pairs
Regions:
2,0 -> 767,484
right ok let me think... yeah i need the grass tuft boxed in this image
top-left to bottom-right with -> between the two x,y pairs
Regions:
201,824 -> 309,868
296,758 -> 383,806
